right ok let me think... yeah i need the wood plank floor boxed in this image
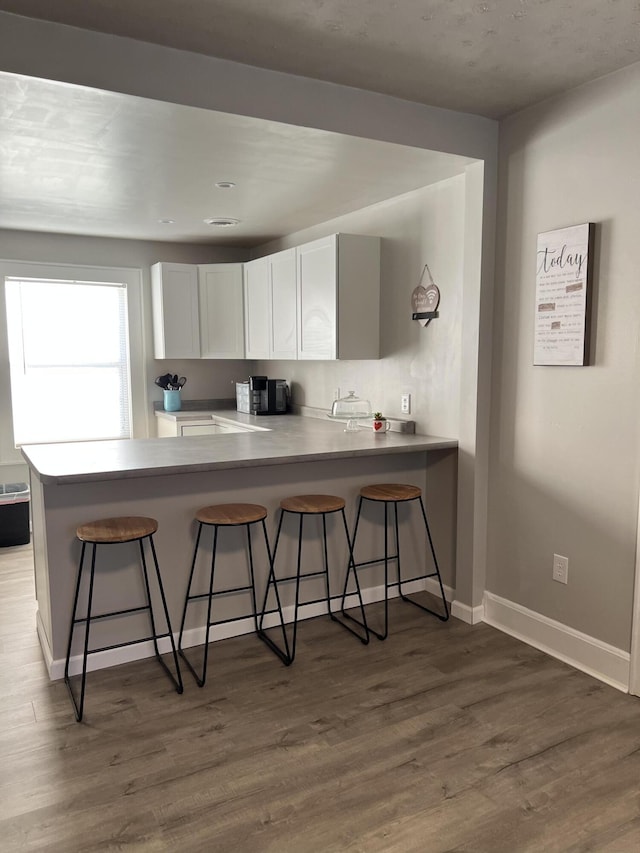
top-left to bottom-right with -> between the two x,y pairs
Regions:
1,544 -> 640,852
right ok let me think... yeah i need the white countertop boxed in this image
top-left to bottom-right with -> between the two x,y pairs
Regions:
22,411 -> 457,485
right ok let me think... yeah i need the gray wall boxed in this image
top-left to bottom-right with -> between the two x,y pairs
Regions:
490,61 -> 640,650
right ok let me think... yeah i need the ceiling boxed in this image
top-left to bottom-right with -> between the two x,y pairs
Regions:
1,1 -> 639,246
1,0 -> 639,119
0,72 -> 473,245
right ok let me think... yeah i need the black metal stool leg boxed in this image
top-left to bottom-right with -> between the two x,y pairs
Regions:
246,522 -> 259,633
396,501 -> 407,602
145,535 -> 184,693
288,511 -> 305,664
179,522 -> 218,687
321,512 -> 331,610
64,541 -> 97,722
340,496 -> 376,639
139,538 -> 161,659
329,509 -> 369,644
340,496 -> 363,610
257,510 -> 292,665
178,521 -> 202,656
199,524 -> 219,687
396,497 -> 449,621
256,517 -> 291,665
64,541 -> 86,719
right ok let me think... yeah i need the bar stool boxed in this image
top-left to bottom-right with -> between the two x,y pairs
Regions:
64,516 -> 183,722
259,494 -> 369,664
341,484 -> 449,640
178,503 -> 289,686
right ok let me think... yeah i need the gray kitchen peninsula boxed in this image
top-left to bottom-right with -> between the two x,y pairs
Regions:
22,413 -> 458,680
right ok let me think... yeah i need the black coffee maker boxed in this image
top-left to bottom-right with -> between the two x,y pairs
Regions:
248,376 -> 288,415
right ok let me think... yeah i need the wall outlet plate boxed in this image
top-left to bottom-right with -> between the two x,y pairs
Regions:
401,393 -> 411,414
553,553 -> 569,584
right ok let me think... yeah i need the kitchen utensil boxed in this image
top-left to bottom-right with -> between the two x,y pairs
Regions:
155,373 -> 172,390
176,377 -> 187,389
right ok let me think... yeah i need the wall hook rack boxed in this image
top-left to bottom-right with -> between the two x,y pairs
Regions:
411,263 -> 440,327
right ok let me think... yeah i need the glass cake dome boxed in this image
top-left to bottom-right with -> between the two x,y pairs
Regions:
329,391 -> 372,420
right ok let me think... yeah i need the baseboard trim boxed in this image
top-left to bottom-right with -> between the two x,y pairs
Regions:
450,600 -> 485,624
483,591 -> 630,693
48,577 -> 455,680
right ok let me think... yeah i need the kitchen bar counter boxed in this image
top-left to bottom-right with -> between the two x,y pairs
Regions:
22,413 -> 458,682
23,411 -> 457,485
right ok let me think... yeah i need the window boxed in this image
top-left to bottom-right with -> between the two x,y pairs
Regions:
4,265 -> 142,446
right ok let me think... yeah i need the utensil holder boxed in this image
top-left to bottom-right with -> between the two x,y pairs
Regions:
163,389 -> 181,412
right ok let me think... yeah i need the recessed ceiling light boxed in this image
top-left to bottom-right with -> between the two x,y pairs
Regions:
203,217 -> 241,227
215,181 -> 236,189
158,218 -> 175,224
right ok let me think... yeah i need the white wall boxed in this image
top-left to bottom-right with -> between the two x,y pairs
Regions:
490,61 -> 640,651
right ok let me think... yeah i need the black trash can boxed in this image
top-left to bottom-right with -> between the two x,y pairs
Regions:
0,483 -> 30,547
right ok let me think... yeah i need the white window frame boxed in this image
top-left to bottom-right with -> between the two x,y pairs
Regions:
0,260 -> 147,457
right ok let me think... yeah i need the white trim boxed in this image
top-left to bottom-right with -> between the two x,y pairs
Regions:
483,591 -> 630,693
46,577 -> 454,680
451,599 -> 485,624
629,489 -> 640,695
36,609 -> 54,672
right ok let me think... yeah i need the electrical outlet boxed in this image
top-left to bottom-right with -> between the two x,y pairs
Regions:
401,393 -> 411,414
553,554 -> 569,584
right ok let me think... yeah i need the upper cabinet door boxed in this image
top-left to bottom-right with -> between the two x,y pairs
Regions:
151,262 -> 200,359
198,264 -> 245,359
269,248 -> 298,360
297,235 -> 337,360
243,257 -> 270,360
335,233 -> 381,360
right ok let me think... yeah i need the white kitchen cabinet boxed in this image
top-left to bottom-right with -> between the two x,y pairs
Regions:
151,263 -> 200,359
179,422 -> 221,436
269,248 -> 298,360
152,234 -> 379,363
156,414 -> 262,437
198,264 -> 245,359
297,234 -> 380,360
243,248 -> 297,360
243,257 -> 270,359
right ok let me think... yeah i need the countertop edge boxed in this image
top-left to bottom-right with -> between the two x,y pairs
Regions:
22,412 -> 458,486
25,438 -> 458,485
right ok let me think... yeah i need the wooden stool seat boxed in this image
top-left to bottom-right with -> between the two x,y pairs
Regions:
280,494 -> 346,514
360,484 -> 421,503
195,503 -> 268,526
76,516 -> 158,544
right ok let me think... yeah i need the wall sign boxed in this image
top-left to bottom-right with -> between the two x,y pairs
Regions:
411,263 -> 440,327
534,223 -> 595,366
